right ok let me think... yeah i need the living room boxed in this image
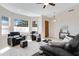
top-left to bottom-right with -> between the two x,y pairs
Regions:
0,2 -> 79,56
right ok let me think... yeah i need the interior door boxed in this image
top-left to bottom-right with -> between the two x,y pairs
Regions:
45,21 -> 49,37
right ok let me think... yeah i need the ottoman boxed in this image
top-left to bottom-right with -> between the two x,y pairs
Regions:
20,40 -> 28,48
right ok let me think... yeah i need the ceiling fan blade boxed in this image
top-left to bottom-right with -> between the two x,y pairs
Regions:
49,3 -> 55,6
43,5 -> 46,8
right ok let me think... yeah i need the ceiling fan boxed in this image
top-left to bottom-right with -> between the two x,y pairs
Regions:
36,3 -> 55,9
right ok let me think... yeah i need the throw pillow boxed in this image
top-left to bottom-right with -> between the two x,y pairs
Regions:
14,35 -> 19,38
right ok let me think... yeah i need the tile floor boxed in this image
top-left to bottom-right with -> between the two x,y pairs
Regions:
0,35 -> 44,56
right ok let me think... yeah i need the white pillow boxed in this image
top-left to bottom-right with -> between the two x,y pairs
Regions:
63,36 -> 73,42
14,35 -> 19,38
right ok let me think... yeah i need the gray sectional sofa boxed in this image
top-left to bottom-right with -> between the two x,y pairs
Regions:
40,34 -> 79,56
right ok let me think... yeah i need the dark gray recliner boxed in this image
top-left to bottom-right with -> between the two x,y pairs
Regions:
30,31 -> 37,41
7,32 -> 26,46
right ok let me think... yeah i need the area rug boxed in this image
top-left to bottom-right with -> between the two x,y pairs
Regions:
32,52 -> 46,56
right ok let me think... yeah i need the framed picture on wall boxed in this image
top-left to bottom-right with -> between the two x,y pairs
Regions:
32,21 -> 37,27
14,19 -> 28,27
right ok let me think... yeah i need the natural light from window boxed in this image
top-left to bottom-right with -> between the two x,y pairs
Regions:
1,16 -> 9,34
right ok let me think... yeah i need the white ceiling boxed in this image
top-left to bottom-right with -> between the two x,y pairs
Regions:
0,3 -> 78,17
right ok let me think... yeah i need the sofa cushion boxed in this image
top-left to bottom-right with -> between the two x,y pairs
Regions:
69,34 -> 79,49
73,50 -> 79,56
65,34 -> 79,52
69,39 -> 79,49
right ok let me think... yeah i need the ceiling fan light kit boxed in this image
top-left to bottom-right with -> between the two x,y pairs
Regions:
36,3 -> 55,9
43,3 -> 55,9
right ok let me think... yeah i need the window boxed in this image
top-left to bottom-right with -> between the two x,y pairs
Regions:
1,16 -> 9,34
14,19 -> 29,33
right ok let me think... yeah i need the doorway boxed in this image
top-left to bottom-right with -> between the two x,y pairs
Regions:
45,21 -> 49,37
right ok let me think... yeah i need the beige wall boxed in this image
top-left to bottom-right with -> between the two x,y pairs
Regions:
50,5 -> 79,38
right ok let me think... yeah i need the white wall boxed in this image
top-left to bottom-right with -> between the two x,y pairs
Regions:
0,5 -> 43,37
50,5 -> 79,38
0,5 -> 30,35
49,17 -> 55,38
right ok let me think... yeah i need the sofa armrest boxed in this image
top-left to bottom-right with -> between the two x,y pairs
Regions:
40,44 -> 73,56
21,35 -> 26,40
